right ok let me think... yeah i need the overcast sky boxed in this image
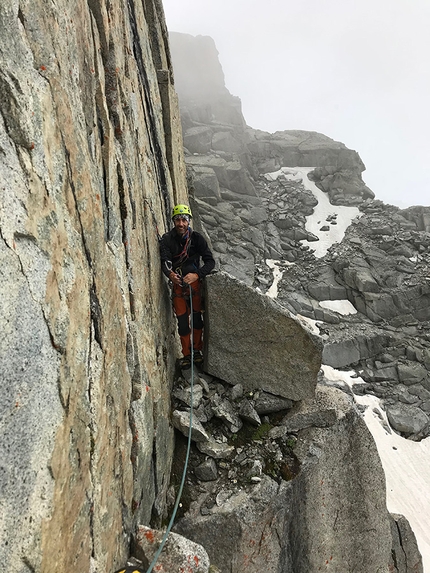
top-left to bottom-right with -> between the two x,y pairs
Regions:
162,0 -> 430,208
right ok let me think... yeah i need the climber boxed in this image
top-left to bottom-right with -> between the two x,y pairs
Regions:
159,204 -> 215,369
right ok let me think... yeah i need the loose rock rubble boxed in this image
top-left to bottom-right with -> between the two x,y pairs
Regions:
170,368 -> 301,520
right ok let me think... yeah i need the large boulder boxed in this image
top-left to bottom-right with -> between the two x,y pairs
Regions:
247,129 -> 366,175
191,166 -> 222,203
175,476 -> 289,573
204,271 -> 322,400
288,386 -> 399,572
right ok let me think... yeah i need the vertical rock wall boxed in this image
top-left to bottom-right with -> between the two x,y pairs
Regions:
0,0 -> 186,571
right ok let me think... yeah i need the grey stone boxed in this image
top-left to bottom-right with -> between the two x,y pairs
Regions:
205,272 -> 322,401
421,400 -> 430,413
367,366 -> 398,382
220,252 -> 255,285
323,333 -> 391,369
398,362 -> 427,385
386,404 -> 429,436
273,214 -> 297,230
238,399 -> 261,426
308,282 -> 347,301
195,458 -> 218,481
174,477 -> 287,573
343,267 -> 380,293
394,385 -> 420,405
241,227 -> 265,248
278,386 -> 339,432
212,131 -> 243,153
186,155 -> 256,197
175,386 -> 398,573
238,206 -> 268,225
133,525 -> 210,573
172,411 -> 210,443
230,384 -> 244,400
253,391 -> 293,415
197,440 -> 235,459
211,396 -> 243,433
246,459 -> 263,478
322,338 -> 361,368
173,385 -> 204,408
389,513 -> 423,573
183,126 -> 213,154
362,292 -> 399,321
407,384 -> 430,401
192,166 -> 222,202
423,349 -> 430,370
193,403 -> 210,424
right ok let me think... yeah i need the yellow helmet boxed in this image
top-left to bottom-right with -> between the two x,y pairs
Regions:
172,204 -> 192,219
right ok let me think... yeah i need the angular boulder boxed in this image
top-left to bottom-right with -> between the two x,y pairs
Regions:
386,404 -> 429,436
204,271 -> 322,400
389,513 -> 423,573
133,525 -> 210,573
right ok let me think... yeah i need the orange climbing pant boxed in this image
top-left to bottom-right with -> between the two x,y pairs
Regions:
172,281 -> 203,357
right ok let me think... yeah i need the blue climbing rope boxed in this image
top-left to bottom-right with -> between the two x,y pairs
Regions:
145,284 -> 194,573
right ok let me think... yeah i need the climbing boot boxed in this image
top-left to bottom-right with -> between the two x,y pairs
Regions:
193,350 -> 204,365
179,355 -> 191,370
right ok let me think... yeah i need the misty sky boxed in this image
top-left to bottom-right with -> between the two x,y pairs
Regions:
162,0 -> 430,208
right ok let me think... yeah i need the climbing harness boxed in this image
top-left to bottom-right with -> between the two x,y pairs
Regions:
145,284 -> 195,573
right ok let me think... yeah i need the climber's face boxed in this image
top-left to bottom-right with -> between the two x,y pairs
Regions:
173,216 -> 189,236
174,216 -> 189,235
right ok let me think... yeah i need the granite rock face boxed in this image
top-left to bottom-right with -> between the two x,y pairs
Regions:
0,1 -> 186,571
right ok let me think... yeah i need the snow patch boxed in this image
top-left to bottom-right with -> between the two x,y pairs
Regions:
266,259 -> 294,299
265,166 -> 361,258
296,314 -> 321,335
319,299 -> 357,315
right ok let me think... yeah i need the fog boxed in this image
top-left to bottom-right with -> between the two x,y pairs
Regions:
162,0 -> 430,208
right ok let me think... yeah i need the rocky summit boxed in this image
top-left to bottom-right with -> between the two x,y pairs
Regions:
0,4 -> 428,573
170,31 -> 430,444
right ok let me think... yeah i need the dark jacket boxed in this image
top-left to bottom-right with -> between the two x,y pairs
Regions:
159,227 -> 215,279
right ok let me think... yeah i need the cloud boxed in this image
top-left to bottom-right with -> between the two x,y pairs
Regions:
163,0 -> 430,207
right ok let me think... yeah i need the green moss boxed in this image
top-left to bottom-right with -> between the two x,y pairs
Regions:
286,437 -> 296,449
251,423 -> 272,441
